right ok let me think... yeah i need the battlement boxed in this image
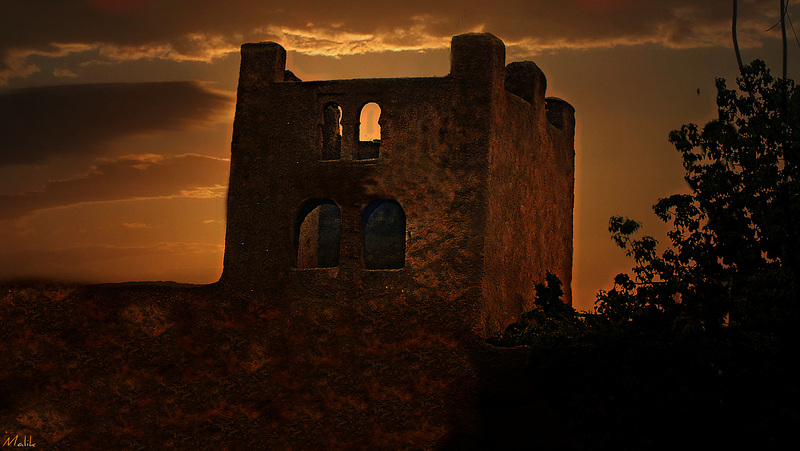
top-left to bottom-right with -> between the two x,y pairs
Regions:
238,32 -> 508,85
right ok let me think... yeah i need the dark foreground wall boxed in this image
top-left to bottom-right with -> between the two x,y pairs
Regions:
0,283 -> 534,449
3,283 -> 796,449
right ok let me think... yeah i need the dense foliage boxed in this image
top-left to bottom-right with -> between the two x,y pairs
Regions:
488,272 -> 588,347
489,61 -> 799,448
598,60 -> 799,335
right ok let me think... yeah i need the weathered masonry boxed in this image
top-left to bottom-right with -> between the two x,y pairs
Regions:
217,32 -> 574,447
220,32 -> 575,337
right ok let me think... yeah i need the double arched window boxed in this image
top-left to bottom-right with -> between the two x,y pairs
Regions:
294,198 -> 404,269
320,102 -> 381,160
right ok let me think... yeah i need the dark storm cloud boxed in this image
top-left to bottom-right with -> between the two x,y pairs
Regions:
0,82 -> 232,164
0,153 -> 229,219
0,1 -> 784,81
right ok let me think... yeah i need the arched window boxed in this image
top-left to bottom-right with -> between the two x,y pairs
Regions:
295,199 -> 341,268
321,103 -> 342,160
357,102 -> 381,160
361,199 -> 405,269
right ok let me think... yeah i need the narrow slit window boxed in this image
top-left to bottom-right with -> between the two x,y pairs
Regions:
357,102 -> 381,160
361,199 -> 405,269
296,200 -> 341,268
322,103 -> 342,160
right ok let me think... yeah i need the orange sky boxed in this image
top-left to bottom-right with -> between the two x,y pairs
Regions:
1,0 -> 798,311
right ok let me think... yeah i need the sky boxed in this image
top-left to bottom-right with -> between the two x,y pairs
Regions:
1,0 -> 798,311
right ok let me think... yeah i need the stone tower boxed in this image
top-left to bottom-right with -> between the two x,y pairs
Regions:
220,32 -> 574,337
217,32 -> 574,446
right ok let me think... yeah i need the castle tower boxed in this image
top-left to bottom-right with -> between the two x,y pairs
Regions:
220,32 -> 574,338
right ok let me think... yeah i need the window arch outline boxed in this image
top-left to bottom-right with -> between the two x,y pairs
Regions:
321,102 -> 343,160
361,199 -> 405,269
295,199 -> 341,268
357,102 -> 381,160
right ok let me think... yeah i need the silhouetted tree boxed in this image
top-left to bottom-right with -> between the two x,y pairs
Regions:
597,60 -> 799,334
488,272 -> 588,347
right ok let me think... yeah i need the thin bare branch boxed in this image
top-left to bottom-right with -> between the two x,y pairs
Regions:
733,0 -> 758,105
733,0 -> 745,71
782,0 -> 788,83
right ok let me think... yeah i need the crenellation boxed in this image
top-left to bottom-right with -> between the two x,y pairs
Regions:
449,33 -> 507,83
505,61 -> 547,107
545,97 -> 576,132
238,42 -> 286,87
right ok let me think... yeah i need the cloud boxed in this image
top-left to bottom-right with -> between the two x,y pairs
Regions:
0,153 -> 230,219
0,241 -> 224,284
122,222 -> 150,229
0,81 -> 232,164
0,1 -> 786,82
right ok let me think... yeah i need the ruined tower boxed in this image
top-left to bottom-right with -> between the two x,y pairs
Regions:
220,32 -> 574,337
213,32 -> 575,446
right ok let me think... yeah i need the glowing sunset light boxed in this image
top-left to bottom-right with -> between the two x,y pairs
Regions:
359,102 -> 381,142
0,0 -> 797,311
